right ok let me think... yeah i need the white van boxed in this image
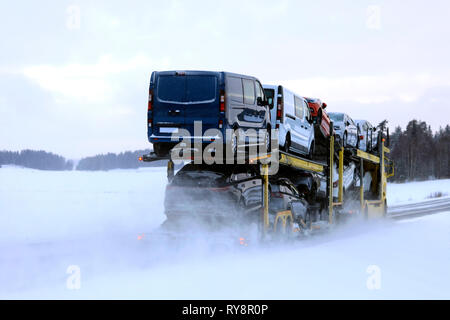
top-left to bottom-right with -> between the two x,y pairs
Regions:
263,85 -> 315,158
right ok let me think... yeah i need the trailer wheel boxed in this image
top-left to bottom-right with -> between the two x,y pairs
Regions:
317,109 -> 322,125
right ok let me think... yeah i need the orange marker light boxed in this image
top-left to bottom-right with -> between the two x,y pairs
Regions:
239,237 -> 248,246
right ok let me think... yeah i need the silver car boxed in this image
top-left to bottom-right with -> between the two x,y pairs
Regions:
328,112 -> 359,148
355,120 -> 377,152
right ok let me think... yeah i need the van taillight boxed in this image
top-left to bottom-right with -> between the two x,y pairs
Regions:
219,119 -> 223,129
148,89 -> 153,111
220,90 -> 225,113
276,95 -> 283,123
148,118 -> 152,127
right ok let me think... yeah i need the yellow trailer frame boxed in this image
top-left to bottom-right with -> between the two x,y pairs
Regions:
355,141 -> 392,218
258,136 -> 393,237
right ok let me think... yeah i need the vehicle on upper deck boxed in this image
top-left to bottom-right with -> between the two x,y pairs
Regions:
148,71 -> 271,157
355,119 -> 377,152
304,97 -> 331,139
328,112 -> 359,148
304,97 -> 331,156
263,84 -> 315,158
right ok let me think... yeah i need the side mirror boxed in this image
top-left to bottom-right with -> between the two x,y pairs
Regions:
322,102 -> 327,109
267,97 -> 274,109
257,97 -> 268,107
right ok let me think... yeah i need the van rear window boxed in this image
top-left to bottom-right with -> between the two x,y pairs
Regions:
157,75 -> 217,103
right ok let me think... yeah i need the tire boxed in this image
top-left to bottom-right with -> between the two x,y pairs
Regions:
285,216 -> 294,239
317,109 -> 322,125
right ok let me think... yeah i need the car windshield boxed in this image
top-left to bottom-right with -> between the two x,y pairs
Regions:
157,75 -> 217,103
328,113 -> 344,122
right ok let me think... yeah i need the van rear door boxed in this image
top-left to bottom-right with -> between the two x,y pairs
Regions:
154,71 -> 219,137
184,73 -> 219,135
154,73 -> 186,136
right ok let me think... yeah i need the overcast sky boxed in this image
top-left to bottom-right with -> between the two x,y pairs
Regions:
1,0 -> 450,158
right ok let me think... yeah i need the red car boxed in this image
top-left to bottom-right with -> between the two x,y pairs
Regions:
304,97 -> 331,139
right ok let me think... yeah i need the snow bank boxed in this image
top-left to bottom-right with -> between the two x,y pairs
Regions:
0,167 -> 167,243
388,179 -> 450,206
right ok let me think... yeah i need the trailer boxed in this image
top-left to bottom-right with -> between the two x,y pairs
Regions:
140,128 -> 393,242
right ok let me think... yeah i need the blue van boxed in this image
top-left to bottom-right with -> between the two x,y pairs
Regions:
263,85 -> 315,158
148,71 -> 271,157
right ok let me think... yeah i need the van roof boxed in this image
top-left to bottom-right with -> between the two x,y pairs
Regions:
153,70 -> 259,81
263,84 -> 304,99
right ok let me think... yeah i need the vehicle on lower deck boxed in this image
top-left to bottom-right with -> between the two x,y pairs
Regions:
163,163 -> 308,227
164,164 -> 262,225
317,161 -> 357,201
263,84 -> 315,158
276,166 -> 321,205
148,71 -> 271,157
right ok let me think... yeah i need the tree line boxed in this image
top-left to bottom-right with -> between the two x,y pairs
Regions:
1,119 -> 449,179
0,149 -> 166,171
75,149 -> 166,171
0,150 -> 73,170
389,120 -> 450,182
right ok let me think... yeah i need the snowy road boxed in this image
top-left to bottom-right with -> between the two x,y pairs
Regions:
388,197 -> 450,220
0,167 -> 449,299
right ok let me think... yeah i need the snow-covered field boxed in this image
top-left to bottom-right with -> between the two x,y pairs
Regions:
388,179 -> 450,206
0,166 -> 449,299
